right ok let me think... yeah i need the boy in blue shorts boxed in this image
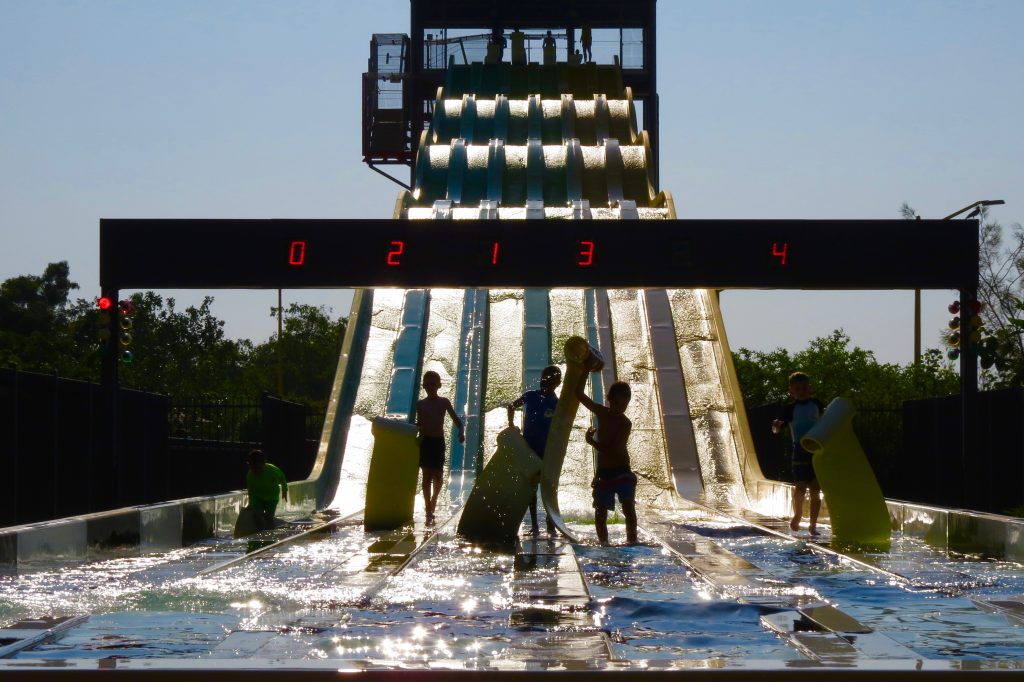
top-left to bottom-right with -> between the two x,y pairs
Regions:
576,372 -> 638,546
507,365 -> 562,535
772,371 -> 825,535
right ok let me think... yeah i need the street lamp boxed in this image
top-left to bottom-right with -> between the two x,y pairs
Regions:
913,200 -> 1005,364
942,199 -> 1005,221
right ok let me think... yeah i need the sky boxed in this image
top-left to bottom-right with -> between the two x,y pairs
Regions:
2,0 -> 1022,365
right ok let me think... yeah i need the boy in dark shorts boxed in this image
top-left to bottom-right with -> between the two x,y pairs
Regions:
416,370 -> 465,525
772,371 -> 825,535
576,373 -> 638,546
506,365 -> 562,535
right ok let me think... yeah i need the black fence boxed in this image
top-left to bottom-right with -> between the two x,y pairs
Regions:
748,389 -> 1024,515
166,394 -> 321,495
0,367 -> 323,527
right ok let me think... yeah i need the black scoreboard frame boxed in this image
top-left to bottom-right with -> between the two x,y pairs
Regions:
100,218 -> 978,291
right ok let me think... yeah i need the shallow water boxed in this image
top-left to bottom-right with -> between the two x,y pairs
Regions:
3,512 -> 1024,664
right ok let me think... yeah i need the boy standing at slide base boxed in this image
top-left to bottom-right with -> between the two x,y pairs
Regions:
575,372 -> 638,546
772,371 -> 825,535
417,371 -> 465,525
506,364 -> 562,536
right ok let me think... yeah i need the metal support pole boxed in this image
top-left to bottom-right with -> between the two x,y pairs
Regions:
277,289 -> 285,397
959,219 -> 981,509
100,287 -> 120,510
913,289 -> 921,365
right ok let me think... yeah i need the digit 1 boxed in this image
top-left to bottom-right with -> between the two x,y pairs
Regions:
772,242 -> 788,266
492,241 -> 500,265
387,240 -> 404,266
288,240 -> 306,266
578,240 -> 595,267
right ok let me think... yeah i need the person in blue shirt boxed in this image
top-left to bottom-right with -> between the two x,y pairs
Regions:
772,372 -> 825,535
506,365 -> 562,535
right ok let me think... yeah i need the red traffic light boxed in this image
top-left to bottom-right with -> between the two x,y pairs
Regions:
98,297 -> 113,310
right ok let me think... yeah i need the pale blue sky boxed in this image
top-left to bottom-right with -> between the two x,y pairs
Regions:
2,1 -> 1022,364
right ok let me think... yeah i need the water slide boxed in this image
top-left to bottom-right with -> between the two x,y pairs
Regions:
311,61 -> 792,532
7,61 -> 1024,673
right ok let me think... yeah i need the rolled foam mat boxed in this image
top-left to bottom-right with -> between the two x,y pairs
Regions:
800,398 -> 891,550
364,417 -> 421,531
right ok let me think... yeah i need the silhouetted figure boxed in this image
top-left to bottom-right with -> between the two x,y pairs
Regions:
580,24 -> 593,62
487,26 -> 506,64
507,365 -> 562,535
771,372 -> 825,536
576,375 -> 638,546
542,30 -> 556,65
510,27 -> 527,65
417,371 -> 465,525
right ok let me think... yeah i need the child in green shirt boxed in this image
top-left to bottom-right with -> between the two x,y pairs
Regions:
246,449 -> 288,531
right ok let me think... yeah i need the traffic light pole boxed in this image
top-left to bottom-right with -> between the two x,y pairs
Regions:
100,286 -> 121,511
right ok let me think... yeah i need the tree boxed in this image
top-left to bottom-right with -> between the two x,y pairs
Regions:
117,292 -> 251,399
243,303 -> 347,412
901,202 -> 1024,387
733,329 -> 959,410
973,207 -> 1024,387
0,262 -> 83,375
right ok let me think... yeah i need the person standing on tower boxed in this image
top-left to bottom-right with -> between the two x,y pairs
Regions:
580,23 -> 593,63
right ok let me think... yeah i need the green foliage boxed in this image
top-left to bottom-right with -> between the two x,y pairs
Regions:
118,292 -> 252,399
0,263 -> 347,409
977,297 -> 1024,387
0,261 -> 82,375
241,303 -> 347,413
954,206 -> 1024,388
732,330 -> 959,409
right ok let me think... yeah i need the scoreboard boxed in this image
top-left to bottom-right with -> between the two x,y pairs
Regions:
100,219 -> 978,290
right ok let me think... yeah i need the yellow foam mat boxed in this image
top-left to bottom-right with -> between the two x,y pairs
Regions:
540,336 -> 603,542
364,417 -> 421,531
457,426 -> 542,545
801,398 -> 891,550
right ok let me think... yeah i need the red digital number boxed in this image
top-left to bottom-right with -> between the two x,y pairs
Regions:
387,240 -> 404,266
772,242 -> 788,266
492,241 -> 500,265
578,240 -> 595,267
288,241 -> 306,266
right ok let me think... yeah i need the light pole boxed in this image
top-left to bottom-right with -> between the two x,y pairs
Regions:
912,199 -> 1005,364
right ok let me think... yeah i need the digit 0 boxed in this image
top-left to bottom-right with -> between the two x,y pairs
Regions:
288,241 -> 306,266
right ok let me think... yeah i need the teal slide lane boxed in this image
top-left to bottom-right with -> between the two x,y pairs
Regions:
384,290 -> 431,421
450,288 -> 489,471
522,288 -> 551,390
584,288 -> 607,404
